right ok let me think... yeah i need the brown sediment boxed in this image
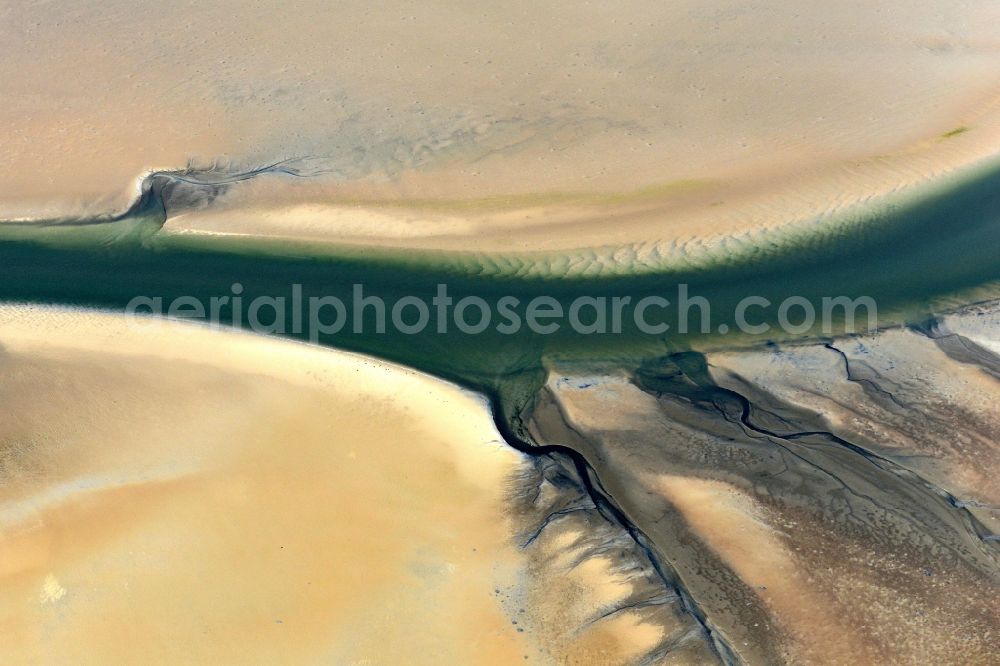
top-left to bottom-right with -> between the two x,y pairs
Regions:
508,454 -> 726,665
525,351 -> 1000,664
707,301 -> 1000,535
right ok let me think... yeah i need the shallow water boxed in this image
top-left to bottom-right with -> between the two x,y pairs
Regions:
2,156 -> 1000,396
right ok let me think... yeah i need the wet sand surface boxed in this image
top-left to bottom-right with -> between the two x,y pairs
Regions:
524,303 -> 1000,664
0,306 -> 704,665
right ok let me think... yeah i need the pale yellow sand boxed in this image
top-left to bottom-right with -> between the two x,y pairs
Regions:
0,306 -> 675,664
3,1 -> 1000,262
0,306 -> 535,664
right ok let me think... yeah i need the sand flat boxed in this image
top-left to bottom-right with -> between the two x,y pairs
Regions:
3,1 -> 1000,262
528,364 -> 1000,664
0,306 -> 686,665
0,306 -> 536,664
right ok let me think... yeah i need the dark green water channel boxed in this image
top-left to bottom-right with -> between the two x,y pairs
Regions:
2,159 -> 1000,410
